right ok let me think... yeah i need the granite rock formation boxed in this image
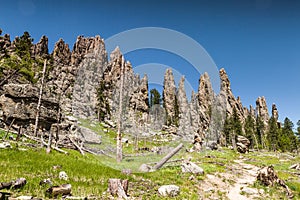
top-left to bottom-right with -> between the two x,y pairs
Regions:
163,69 -> 177,126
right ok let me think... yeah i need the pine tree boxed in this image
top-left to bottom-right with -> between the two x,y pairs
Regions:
297,120 -> 300,139
244,115 -> 256,148
267,116 -> 279,151
223,114 -> 232,146
149,88 -> 161,107
256,116 -> 265,148
280,117 -> 297,152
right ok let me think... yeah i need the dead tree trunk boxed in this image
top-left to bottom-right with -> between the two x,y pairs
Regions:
153,143 -> 183,170
46,184 -> 71,197
46,131 -> 52,154
108,179 -> 128,199
34,59 -> 47,137
116,57 -> 125,163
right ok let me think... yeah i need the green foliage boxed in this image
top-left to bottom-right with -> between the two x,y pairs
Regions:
149,88 -> 161,107
244,115 -> 256,148
279,117 -> 297,152
267,116 -> 279,151
256,115 -> 265,147
0,31 -> 41,84
14,31 -> 33,57
223,108 -> 243,147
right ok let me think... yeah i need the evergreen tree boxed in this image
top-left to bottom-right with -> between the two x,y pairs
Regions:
267,116 -> 279,151
223,114 -> 232,146
222,108 -> 243,148
280,117 -> 297,152
297,120 -> 300,138
14,31 -> 33,58
244,115 -> 256,148
149,88 -> 161,107
256,116 -> 265,148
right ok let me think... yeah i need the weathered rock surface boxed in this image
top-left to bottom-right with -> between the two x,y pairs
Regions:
0,84 -> 59,130
181,160 -> 204,175
163,68 -> 177,126
72,35 -> 107,119
31,35 -> 48,58
256,96 -> 269,131
52,39 -> 71,66
0,33 -> 12,57
177,76 -> 192,139
236,135 -> 250,153
271,103 -> 279,121
219,68 -> 245,123
158,185 -> 180,197
198,72 -> 214,130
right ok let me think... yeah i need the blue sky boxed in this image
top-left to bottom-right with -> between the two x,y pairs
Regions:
1,0 -> 299,126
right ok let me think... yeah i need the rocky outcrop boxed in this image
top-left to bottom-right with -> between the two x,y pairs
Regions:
177,76 -> 192,138
129,75 -> 149,113
219,68 -> 245,123
0,84 -> 58,131
271,103 -> 279,121
0,34 -> 12,58
31,35 -> 48,58
72,35 -> 107,119
197,72 -> 214,133
52,39 -> 71,66
163,69 -> 177,126
71,35 -> 105,66
256,96 -> 269,128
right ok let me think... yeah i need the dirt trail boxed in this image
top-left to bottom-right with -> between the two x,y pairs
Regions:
199,158 -> 264,200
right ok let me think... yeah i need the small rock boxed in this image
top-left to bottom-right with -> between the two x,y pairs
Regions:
204,187 -> 215,193
0,142 -> 11,149
59,171 -> 68,180
259,189 -> 265,194
241,187 -> 258,195
15,196 -> 33,200
158,185 -> 180,197
138,164 -> 152,172
122,138 -> 129,143
39,178 -> 52,186
121,169 -> 132,175
53,165 -> 62,170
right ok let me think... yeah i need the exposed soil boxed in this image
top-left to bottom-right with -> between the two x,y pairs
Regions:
198,157 -> 265,200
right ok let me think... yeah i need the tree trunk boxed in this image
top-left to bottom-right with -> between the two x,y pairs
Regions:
153,143 -> 183,170
108,179 -> 128,199
231,130 -> 236,150
46,184 -> 71,197
116,58 -> 125,163
34,59 -> 47,137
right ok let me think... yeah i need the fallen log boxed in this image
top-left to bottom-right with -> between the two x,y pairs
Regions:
23,133 -> 68,154
11,178 -> 27,189
0,182 -> 12,190
152,143 -> 183,171
108,179 -> 128,199
67,136 -> 84,155
46,184 -> 71,197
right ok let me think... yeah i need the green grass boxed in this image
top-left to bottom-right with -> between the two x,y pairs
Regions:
2,123 -> 300,199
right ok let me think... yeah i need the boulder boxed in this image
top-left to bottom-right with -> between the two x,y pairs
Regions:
138,164 -> 152,172
181,160 -> 204,175
236,135 -> 250,153
158,185 -> 180,197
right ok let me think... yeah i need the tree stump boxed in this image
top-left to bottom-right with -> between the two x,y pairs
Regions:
257,166 -> 293,198
108,179 -> 128,199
